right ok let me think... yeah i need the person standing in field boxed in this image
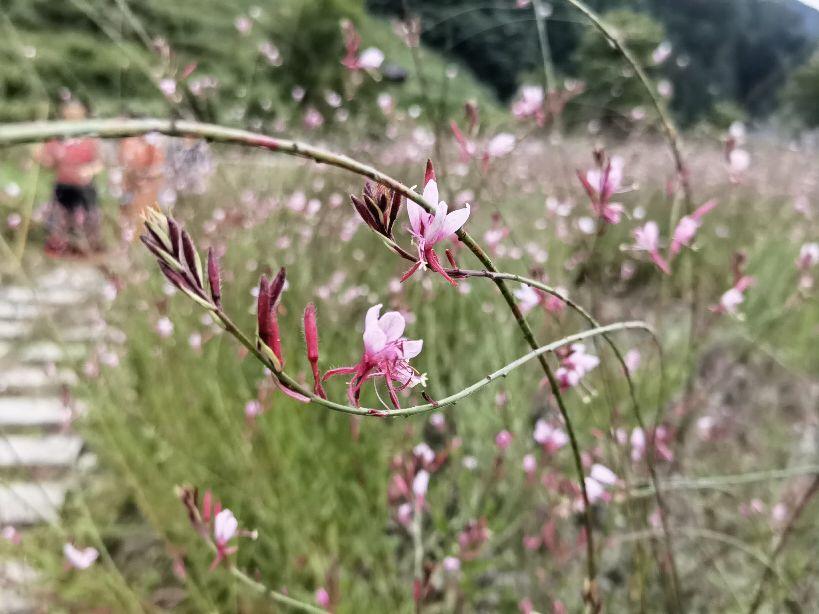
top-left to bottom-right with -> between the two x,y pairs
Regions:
36,101 -> 104,255
118,132 -> 165,236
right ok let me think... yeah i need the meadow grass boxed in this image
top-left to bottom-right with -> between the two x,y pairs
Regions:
1,131 -> 817,612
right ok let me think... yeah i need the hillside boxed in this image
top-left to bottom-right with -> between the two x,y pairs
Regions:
0,0 -> 499,125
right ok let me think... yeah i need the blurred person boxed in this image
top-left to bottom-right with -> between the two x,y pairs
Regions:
35,101 -> 103,254
118,132 -> 165,232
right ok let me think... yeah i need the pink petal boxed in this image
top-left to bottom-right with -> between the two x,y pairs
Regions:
365,304 -> 382,331
441,204 -> 470,238
650,250 -> 672,275
424,201 -> 448,242
422,179 -> 439,207
402,339 -> 423,359
363,325 -> 387,354
406,200 -> 425,235
378,311 -> 406,342
691,198 -> 718,221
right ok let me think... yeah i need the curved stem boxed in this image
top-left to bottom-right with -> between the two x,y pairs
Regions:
0,117 -> 600,604
216,305 -> 648,418
228,566 -> 327,613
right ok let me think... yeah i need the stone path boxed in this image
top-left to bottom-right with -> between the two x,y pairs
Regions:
0,262 -> 106,613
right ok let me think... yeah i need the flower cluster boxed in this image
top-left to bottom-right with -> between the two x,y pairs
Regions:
631,198 -> 718,275
178,486 -> 257,570
554,344 -> 599,390
324,304 -> 425,409
576,153 -> 626,226
402,161 -> 471,286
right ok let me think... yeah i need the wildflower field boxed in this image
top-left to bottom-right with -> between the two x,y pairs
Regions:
1,1 -> 819,612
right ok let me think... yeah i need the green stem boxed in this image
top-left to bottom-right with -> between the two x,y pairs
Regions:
229,566 -> 327,613
218,306 -> 647,418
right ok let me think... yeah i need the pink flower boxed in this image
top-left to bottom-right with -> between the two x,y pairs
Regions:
533,419 -> 568,453
630,428 -> 646,461
323,304 -> 424,408
577,156 -> 626,225
581,464 -> 618,507
315,588 -> 331,608
341,21 -> 383,72
512,85 -> 545,124
495,430 -> 513,452
412,469 -> 430,502
797,242 -> 819,270
234,16 -> 252,34
244,400 -> 262,419
632,221 -> 671,274
554,344 -> 599,390
303,107 -> 324,130
403,161 -> 470,286
442,556 -> 461,574
522,453 -> 537,475
486,133 -> 516,158
2,526 -> 20,545
670,199 -> 718,256
156,316 -> 174,338
358,47 -> 384,70
159,78 -> 177,98
64,543 -> 99,569
624,349 -> 641,374
715,275 -> 754,315
652,41 -> 672,65
211,509 -> 239,569
590,463 -> 617,486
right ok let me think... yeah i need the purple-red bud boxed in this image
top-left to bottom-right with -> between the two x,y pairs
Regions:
424,159 -> 436,185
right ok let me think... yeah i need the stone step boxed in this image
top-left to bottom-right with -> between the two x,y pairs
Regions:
0,322 -> 31,342
0,560 -> 39,614
0,303 -> 42,321
0,435 -> 83,469
0,368 -> 77,396
17,342 -> 86,365
0,398 -> 70,432
35,265 -> 106,293
0,481 -> 69,525
0,286 -> 89,308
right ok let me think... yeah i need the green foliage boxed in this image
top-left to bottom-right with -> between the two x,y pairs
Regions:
566,9 -> 665,131
0,0 -> 499,128
781,49 -> 819,128
369,0 -> 818,126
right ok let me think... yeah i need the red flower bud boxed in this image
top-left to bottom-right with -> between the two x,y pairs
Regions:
303,303 -> 326,399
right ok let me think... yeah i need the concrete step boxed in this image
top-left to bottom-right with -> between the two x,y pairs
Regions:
17,342 -> 86,365
0,398 -> 70,432
0,435 -> 83,469
0,303 -> 42,321
0,560 -> 39,614
0,368 -> 77,396
0,481 -> 69,525
35,265 -> 106,293
0,322 -> 31,342
0,286 -> 89,308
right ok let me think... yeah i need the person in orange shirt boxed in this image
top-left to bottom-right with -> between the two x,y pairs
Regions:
36,101 -> 104,254
118,132 -> 165,234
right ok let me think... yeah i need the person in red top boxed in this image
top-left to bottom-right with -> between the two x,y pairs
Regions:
36,101 -> 104,254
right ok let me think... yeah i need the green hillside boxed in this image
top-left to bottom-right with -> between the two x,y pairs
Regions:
0,0 -> 499,125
